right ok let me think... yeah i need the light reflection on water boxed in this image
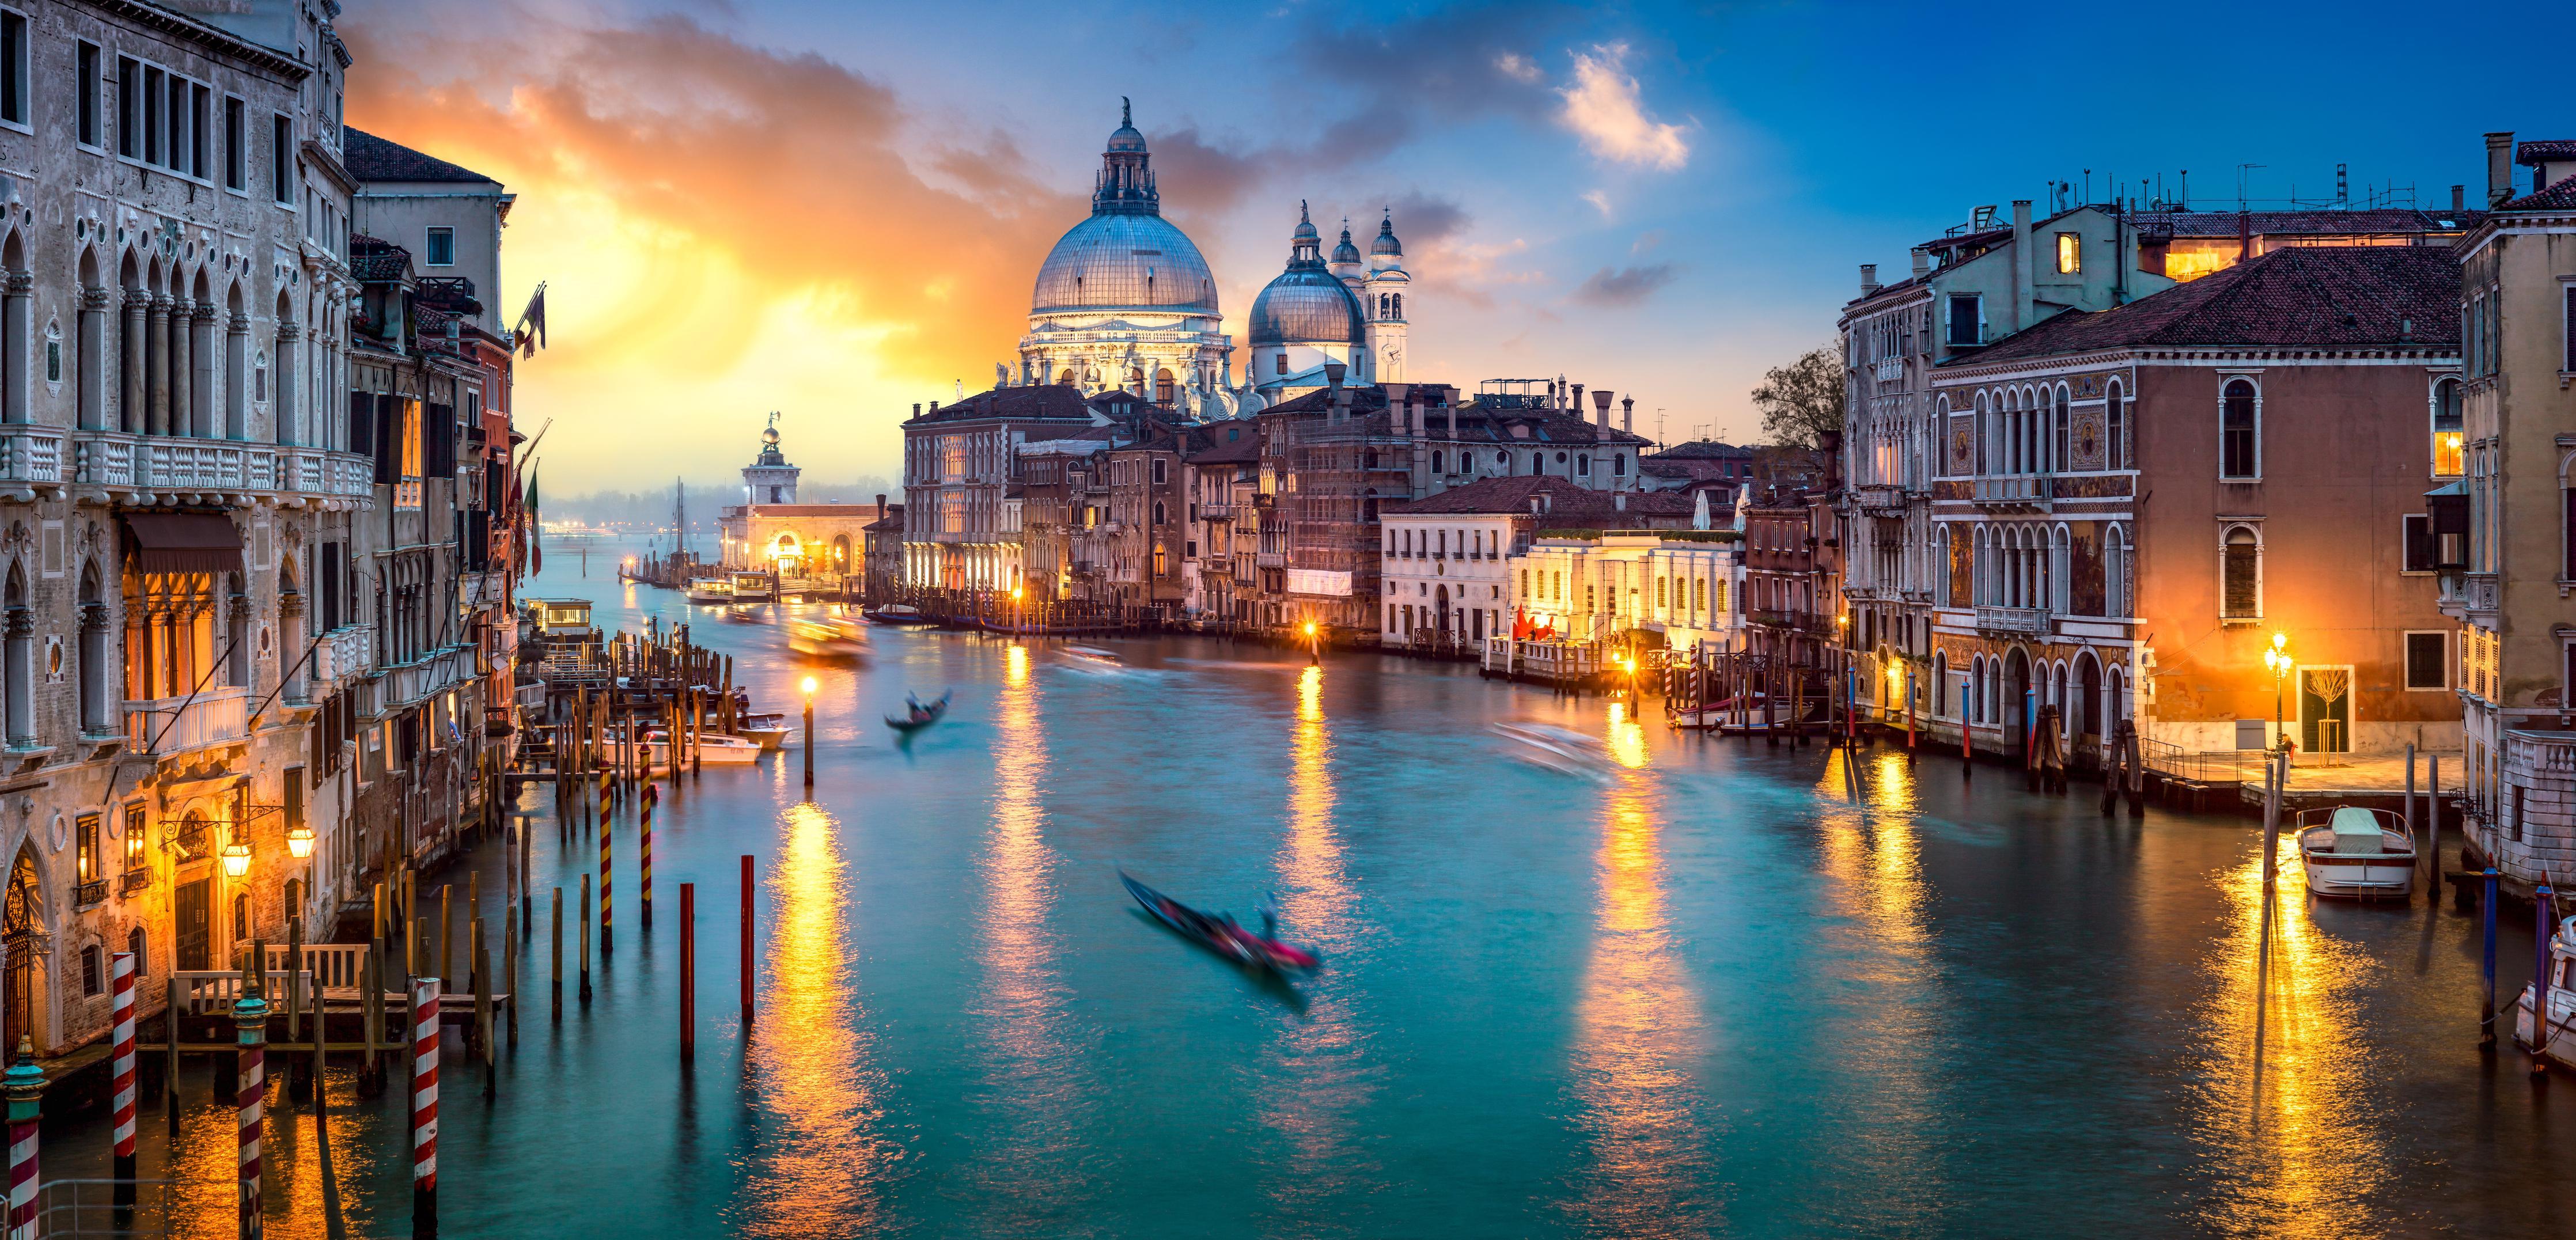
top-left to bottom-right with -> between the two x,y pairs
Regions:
1562,701 -> 1713,1236
1256,665 -> 1377,1231
737,800 -> 899,1236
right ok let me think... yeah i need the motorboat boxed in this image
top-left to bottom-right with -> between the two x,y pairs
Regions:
729,571 -> 775,603
640,731 -> 765,769
2516,915 -> 2576,1069
885,691 -> 950,733
787,617 -> 870,661
2294,806 -> 2418,900
737,712 -> 791,750
685,576 -> 734,604
1120,871 -> 1320,973
1063,644 -> 1124,668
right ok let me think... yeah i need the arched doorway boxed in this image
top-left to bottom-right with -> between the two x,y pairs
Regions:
2072,651 -> 2102,758
831,534 -> 853,574
1434,584 -> 1451,635
771,532 -> 803,575
3,848 -> 41,1054
2003,647 -> 2031,752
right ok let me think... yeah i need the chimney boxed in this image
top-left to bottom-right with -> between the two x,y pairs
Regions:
1621,396 -> 1634,435
2010,199 -> 2033,331
2452,184 -> 2466,213
1911,246 -> 1930,278
1592,389 -> 1614,442
2236,208 -> 2251,261
912,403 -> 920,417
2488,132 -> 2516,207
1557,374 -> 1568,412
1445,394 -> 1457,441
1325,360 -> 1347,423
929,400 -> 940,413
875,492 -> 886,513
1859,263 -> 1880,296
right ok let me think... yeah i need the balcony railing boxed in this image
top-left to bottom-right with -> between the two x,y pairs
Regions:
313,624 -> 374,685
1200,503 -> 1232,521
66,430 -> 372,499
1971,475 -> 2052,509
380,644 -> 473,712
123,685 -> 249,754
0,430 -> 65,495
1975,605 -> 2048,636
1256,551 -> 1286,568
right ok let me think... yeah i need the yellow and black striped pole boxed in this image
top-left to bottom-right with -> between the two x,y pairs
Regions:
641,783 -> 657,931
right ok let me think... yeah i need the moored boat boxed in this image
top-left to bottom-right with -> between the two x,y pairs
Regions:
2294,806 -> 2418,899
640,732 -> 765,769
685,575 -> 734,604
729,571 -> 775,602
862,603 -> 935,628
737,712 -> 791,750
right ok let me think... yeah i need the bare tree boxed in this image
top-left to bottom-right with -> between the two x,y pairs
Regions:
1752,344 -> 1846,449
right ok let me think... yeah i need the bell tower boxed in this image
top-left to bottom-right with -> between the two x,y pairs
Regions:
743,412 -> 801,506
1363,209 -> 1409,383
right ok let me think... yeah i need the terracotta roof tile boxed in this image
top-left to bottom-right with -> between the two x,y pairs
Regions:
2517,140 -> 2576,166
2496,173 -> 2576,213
343,128 -> 496,184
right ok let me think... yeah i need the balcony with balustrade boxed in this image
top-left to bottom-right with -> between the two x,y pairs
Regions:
122,685 -> 249,754
378,643 -> 475,714
312,624 -> 375,688
1975,605 -> 2048,637
29,428 -> 379,506
1971,475 -> 2052,511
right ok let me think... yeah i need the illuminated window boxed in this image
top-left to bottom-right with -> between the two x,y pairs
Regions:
2431,378 -> 2464,477
2055,232 -> 2081,274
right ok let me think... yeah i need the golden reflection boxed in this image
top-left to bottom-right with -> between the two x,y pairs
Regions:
1564,701 -> 1711,1235
1259,664 -> 1375,1212
744,801 -> 897,1236
2184,830 -> 2388,1234
963,638 -> 1089,1218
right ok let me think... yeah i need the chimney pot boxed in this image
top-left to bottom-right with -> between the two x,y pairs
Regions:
1911,246 -> 1930,278
2488,132 -> 2516,207
1859,263 -> 1879,295
2452,184 -> 2466,213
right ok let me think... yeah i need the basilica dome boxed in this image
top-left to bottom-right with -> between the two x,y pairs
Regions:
1249,203 -> 1365,347
1031,212 -> 1219,315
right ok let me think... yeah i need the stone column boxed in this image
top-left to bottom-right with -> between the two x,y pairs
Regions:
227,312 -> 252,442
190,302 -> 216,439
5,608 -> 33,746
120,290 -> 146,433
78,287 -> 109,431
146,294 -> 171,437
168,299 -> 193,438
279,590 -> 306,703
1,272 -> 31,426
274,321 -> 300,447
78,602 -> 108,735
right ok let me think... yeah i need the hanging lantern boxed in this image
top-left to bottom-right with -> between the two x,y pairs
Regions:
220,837 -> 253,878
286,823 -> 315,860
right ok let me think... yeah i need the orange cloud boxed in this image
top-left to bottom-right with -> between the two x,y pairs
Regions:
342,12 -> 1079,488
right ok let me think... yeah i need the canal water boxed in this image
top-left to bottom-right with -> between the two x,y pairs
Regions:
34,537 -> 2575,1238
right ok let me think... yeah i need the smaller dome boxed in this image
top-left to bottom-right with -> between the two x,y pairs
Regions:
1249,268 -> 1366,347
1331,223 -> 1361,266
1371,211 -> 1402,257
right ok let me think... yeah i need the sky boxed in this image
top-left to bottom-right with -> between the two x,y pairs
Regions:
340,0 -> 2576,494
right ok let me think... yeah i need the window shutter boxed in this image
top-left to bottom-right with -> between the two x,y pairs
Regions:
2564,285 -> 2575,373
346,390 -> 373,458
373,394 -> 399,484
426,402 -> 454,477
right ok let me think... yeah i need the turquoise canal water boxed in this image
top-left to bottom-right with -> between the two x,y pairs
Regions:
32,537 -> 2576,1237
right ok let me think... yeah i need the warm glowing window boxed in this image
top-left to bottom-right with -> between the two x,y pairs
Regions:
2431,378 -> 2464,477
2055,232 -> 2081,274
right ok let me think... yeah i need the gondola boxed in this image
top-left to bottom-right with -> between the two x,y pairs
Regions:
862,604 -> 938,628
1119,871 -> 1320,973
884,691 -> 951,733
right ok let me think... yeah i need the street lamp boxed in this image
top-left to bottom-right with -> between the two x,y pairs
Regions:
220,835 -> 252,879
286,824 -> 315,860
801,676 -> 819,790
1010,583 -> 1024,638
2261,631 -> 2293,754
1304,620 -> 1319,666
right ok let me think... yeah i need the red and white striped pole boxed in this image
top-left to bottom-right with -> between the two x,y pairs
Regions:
600,795 -> 614,956
411,978 -> 440,1239
111,952 -> 136,1180
5,1036 -> 42,1240
233,978 -> 270,1240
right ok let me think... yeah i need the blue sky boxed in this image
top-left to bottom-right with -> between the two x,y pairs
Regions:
347,0 -> 2576,489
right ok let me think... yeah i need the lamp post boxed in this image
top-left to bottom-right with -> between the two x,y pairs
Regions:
1010,583 -> 1024,639
1304,620 -> 1319,666
2261,631 -> 2293,756
801,676 -> 817,791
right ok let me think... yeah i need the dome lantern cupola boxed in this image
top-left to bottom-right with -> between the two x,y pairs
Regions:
1093,96 -> 1158,215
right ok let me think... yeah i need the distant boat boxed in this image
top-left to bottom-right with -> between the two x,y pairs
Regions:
1063,645 -> 1123,667
640,732 -> 764,769
885,691 -> 951,733
862,604 -> 935,628
2295,806 -> 2417,900
685,576 -> 734,604
729,572 -> 775,602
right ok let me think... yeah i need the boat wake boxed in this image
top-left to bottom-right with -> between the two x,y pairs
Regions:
1490,722 -> 1620,783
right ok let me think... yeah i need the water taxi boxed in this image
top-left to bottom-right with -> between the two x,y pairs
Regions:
787,617 -> 870,661
729,571 -> 775,603
2293,806 -> 2418,900
685,575 -> 734,604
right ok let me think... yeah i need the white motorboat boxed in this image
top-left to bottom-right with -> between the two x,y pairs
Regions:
1063,644 -> 1123,667
737,711 -> 791,750
729,571 -> 775,603
642,731 -> 764,769
2294,806 -> 2417,900
686,576 -> 734,604
2516,915 -> 2576,1068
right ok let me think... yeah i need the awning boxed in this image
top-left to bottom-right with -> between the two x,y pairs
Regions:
124,513 -> 243,575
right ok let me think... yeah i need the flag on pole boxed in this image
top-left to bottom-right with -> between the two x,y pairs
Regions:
515,283 -> 548,358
